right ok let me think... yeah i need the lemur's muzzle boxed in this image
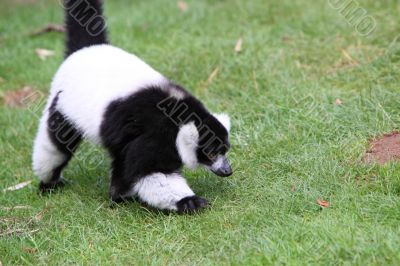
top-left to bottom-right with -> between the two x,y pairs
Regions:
210,155 -> 232,177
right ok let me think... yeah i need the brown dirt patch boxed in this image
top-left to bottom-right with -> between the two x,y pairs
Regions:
363,132 -> 400,165
1,86 -> 40,107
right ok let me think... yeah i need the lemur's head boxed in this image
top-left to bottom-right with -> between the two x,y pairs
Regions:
176,113 -> 232,177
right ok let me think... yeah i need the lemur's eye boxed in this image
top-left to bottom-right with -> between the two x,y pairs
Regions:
208,152 -> 218,161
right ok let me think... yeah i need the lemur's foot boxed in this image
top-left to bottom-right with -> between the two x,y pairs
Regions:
39,178 -> 67,193
176,196 -> 209,214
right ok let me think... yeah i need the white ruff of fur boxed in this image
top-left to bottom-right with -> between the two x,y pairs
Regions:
213,113 -> 231,132
176,122 -> 199,169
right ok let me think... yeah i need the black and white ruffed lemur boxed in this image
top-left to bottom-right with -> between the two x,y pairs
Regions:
33,0 -> 233,213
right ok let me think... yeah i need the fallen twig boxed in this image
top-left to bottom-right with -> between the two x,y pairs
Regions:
207,67 -> 220,84
29,23 -> 65,36
235,38 -> 243,53
3,180 -> 32,192
0,228 -> 39,237
0,205 -> 32,211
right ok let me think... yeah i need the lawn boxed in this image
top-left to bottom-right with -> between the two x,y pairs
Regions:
1,0 -> 400,264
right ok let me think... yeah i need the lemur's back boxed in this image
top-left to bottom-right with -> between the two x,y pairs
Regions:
51,44 -> 166,142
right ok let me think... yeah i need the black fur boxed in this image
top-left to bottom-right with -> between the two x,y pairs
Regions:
48,92 -> 82,156
39,174 -> 67,193
42,92 -> 82,191
100,84 -> 229,200
176,196 -> 209,214
64,0 -> 108,57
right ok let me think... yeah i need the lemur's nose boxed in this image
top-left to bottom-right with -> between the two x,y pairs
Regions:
211,156 -> 232,177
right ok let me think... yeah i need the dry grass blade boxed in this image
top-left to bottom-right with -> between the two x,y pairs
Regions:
30,23 -> 65,36
3,180 -> 32,192
35,48 -> 55,60
23,247 -> 38,254
0,205 -> 32,211
341,49 -> 359,65
0,217 -> 23,223
0,206 -> 50,238
177,1 -> 188,12
235,38 -> 243,53
207,67 -> 220,84
0,228 -> 39,237
252,70 -> 259,94
35,206 -> 50,222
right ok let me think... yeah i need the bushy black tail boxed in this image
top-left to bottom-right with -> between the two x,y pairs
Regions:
64,0 -> 108,57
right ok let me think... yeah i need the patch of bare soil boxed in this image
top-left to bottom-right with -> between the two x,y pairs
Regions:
363,132 -> 400,165
1,86 -> 40,107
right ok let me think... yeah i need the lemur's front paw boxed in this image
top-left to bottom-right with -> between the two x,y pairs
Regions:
176,196 -> 209,214
39,178 -> 67,193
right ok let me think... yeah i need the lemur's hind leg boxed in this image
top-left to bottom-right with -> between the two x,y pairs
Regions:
33,96 -> 82,192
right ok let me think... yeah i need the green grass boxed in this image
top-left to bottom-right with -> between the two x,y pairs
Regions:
1,0 -> 400,264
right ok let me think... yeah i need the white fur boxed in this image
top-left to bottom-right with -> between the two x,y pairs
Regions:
131,173 -> 194,210
165,87 -> 186,100
210,155 -> 225,172
176,122 -> 199,169
32,110 -> 67,183
50,44 -> 168,143
213,113 -> 231,132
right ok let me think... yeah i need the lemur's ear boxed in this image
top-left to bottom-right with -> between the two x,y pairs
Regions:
176,122 -> 199,169
213,113 -> 231,132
